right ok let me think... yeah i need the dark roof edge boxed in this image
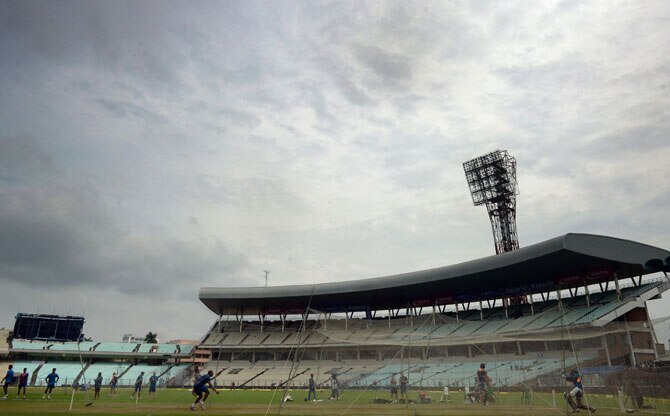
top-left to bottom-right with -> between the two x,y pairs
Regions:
200,233 -> 669,302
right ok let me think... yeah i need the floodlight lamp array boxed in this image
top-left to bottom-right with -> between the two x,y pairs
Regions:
463,150 -> 520,255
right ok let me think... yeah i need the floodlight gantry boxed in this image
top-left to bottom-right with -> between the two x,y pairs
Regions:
463,150 -> 519,255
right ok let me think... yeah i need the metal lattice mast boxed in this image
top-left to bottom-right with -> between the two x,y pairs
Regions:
463,150 -> 519,254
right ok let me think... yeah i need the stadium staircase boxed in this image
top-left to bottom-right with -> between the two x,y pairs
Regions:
278,367 -> 311,388
29,364 -> 43,386
157,364 -> 175,379
118,363 -> 134,379
73,362 -> 91,385
214,366 -> 229,377
240,367 -> 272,387
170,364 -> 200,387
343,364 -> 385,386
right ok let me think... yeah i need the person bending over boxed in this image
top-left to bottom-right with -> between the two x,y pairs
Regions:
565,369 -> 596,413
191,370 -> 219,410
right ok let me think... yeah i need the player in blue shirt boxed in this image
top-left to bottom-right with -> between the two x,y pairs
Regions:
1,364 -> 14,400
110,372 -> 118,395
476,363 -> 493,405
307,373 -> 317,401
148,372 -> 158,397
130,371 -> 145,400
42,368 -> 59,400
93,372 -> 103,400
565,369 -> 596,413
191,370 -> 219,410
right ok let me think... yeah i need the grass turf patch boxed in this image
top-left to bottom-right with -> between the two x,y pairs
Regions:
0,387 -> 657,415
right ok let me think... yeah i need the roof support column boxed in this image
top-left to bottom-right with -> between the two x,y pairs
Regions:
585,284 -> 590,308
455,303 -> 459,323
599,281 -> 609,293
556,289 -> 562,312
432,304 -> 436,326
529,294 -> 535,315
503,297 -> 509,318
281,313 -> 286,333
645,304 -> 660,360
302,310 -> 309,332
625,322 -> 637,367
388,310 -> 391,328
345,311 -> 348,331
614,272 -> 621,301
601,335 -> 611,366
479,301 -> 484,321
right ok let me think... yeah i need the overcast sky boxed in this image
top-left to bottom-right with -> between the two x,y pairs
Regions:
1,1 -> 669,343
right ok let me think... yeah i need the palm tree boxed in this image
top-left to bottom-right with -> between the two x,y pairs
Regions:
144,332 -> 158,344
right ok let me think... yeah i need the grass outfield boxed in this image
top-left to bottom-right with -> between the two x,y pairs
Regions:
0,388 -> 665,415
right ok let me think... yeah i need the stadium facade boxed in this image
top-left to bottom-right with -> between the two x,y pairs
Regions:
196,233 -> 670,389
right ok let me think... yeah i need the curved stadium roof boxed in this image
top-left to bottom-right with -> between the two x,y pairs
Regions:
199,233 -> 670,316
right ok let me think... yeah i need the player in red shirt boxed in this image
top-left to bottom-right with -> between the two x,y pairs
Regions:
17,368 -> 29,399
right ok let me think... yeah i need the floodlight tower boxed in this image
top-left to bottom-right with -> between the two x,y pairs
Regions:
463,150 -> 519,255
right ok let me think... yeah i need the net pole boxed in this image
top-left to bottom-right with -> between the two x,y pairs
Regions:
559,288 -> 569,415
561,291 -> 594,415
68,385 -> 76,411
208,313 -> 224,409
271,287 -> 314,416
77,339 -> 92,406
406,309 -> 410,413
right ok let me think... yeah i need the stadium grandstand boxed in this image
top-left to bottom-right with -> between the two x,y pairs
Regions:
197,233 -> 670,399
1,319 -> 200,388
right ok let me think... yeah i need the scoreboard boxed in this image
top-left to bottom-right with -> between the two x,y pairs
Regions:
13,313 -> 85,341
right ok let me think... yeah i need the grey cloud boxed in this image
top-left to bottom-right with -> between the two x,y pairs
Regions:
104,235 -> 249,295
0,136 -> 58,182
354,44 -> 412,84
334,74 -> 372,106
218,107 -> 262,130
194,175 -> 309,214
0,135 -> 250,294
321,61 -> 372,106
496,58 -> 595,91
581,123 -> 670,159
0,184 -> 114,286
0,181 -> 249,293
1,0 -> 188,94
299,86 -> 337,125
2,1 -> 670,339
95,98 -> 166,124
